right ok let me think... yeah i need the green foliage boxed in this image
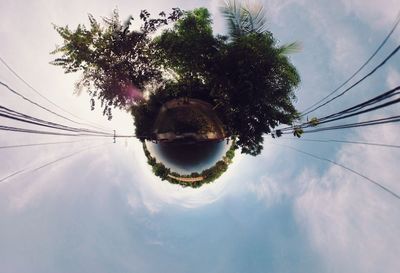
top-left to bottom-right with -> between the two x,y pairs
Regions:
293,127 -> 304,138
52,4 -> 300,156
309,117 -> 320,127
202,160 -> 228,183
226,149 -> 235,160
152,7 -> 300,155
51,9 -> 183,119
220,0 -> 267,39
207,32 -> 300,155
152,162 -> 170,179
141,140 -> 236,188
153,8 -> 220,86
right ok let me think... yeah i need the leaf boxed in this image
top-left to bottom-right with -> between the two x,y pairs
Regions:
277,42 -> 303,55
220,0 -> 268,39
309,117 -> 319,127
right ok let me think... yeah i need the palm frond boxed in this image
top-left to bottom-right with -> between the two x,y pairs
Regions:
220,0 -> 243,39
241,2 -> 267,34
220,0 -> 268,39
277,42 -> 303,55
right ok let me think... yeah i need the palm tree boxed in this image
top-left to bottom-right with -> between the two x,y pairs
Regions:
220,0 -> 301,54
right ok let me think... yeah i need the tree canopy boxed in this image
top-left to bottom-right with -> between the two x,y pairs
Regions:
51,1 -> 301,155
142,140 -> 237,188
51,8 -> 183,119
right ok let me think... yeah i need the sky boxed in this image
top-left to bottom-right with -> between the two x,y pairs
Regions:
0,0 -> 399,272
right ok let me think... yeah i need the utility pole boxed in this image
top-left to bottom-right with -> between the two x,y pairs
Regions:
113,130 -> 116,143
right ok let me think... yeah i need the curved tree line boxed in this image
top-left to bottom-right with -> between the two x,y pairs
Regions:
142,141 -> 236,188
51,1 -> 301,155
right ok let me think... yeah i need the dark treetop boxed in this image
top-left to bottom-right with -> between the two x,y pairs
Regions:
51,2 -> 300,156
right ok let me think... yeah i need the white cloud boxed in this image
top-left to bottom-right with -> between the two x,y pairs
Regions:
294,123 -> 400,273
248,176 -> 289,206
386,66 -> 400,89
243,137 -> 305,206
341,0 -> 400,38
261,0 -> 366,78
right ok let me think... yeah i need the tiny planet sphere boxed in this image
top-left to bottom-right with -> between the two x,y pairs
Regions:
147,98 -> 229,174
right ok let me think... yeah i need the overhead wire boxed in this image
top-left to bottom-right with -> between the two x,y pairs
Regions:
315,86 -> 400,123
300,12 -> 400,116
0,138 -> 103,150
279,137 -> 400,149
275,143 -> 400,201
0,124 -> 139,139
0,56 -> 111,132
0,80 -> 112,133
300,44 -> 400,117
315,97 -> 400,126
0,142 -> 110,183
0,104 -> 112,136
0,104 -> 141,139
296,115 -> 400,134
0,125 -> 114,137
277,85 -> 400,135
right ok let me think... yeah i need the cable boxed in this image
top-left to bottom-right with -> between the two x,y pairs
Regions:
0,125 -> 140,141
115,135 -> 138,138
0,105 -> 112,136
300,12 -> 400,116
320,86 -> 400,119
0,111 -> 111,135
0,56 -> 111,131
294,115 -> 400,134
0,138 -> 102,150
275,143 -> 400,200
279,85 -> 400,133
0,104 -> 110,134
0,80 -> 111,133
279,137 -> 400,149
278,86 -> 400,135
0,142 -> 110,183
317,97 -> 400,125
0,125 -> 114,137
301,44 -> 400,117
280,115 -> 400,136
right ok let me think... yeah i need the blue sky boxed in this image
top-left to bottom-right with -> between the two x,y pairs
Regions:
0,0 -> 399,272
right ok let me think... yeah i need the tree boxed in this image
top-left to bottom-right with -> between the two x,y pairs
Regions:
209,0 -> 301,155
52,3 -> 301,156
210,32 -> 300,155
153,8 -> 220,87
152,3 -> 300,155
51,9 -> 183,119
152,162 -> 170,179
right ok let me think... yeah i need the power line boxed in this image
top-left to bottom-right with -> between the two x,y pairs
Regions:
0,105 -> 112,136
316,86 -> 400,123
279,85 -> 400,133
0,80 -> 112,133
0,138 -> 103,150
0,111 -> 110,135
0,142 -> 109,183
294,115 -> 400,134
0,124 -> 138,139
0,125 -> 114,137
301,44 -> 400,117
0,56 -> 111,131
279,115 -> 400,136
298,88 -> 400,130
300,12 -> 400,116
278,85 -> 400,136
275,143 -> 400,201
317,97 -> 400,126
280,137 -> 400,149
